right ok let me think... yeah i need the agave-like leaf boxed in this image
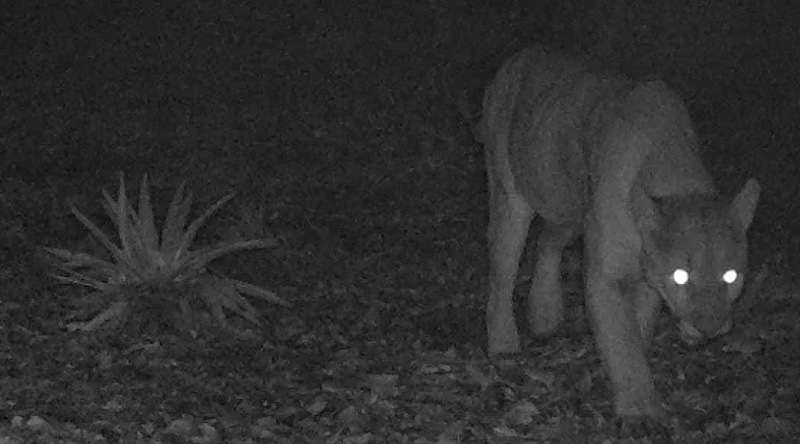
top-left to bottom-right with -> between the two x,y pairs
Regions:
69,206 -> 120,259
188,238 -> 276,262
44,247 -> 97,263
121,181 -> 155,277
174,193 -> 235,262
44,248 -> 121,277
100,177 -> 140,274
122,182 -> 157,275
100,176 -> 163,278
196,278 -> 229,326
174,239 -> 277,280
44,247 -> 126,288
137,174 -> 160,256
208,279 -> 261,325
67,301 -> 129,332
230,278 -> 290,307
125,214 -> 160,279
49,175 -> 286,335
161,182 -> 192,262
68,206 -> 144,282
113,175 -> 133,261
49,268 -> 117,292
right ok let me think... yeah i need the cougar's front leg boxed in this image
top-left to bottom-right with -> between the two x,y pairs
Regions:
585,273 -> 664,419
486,172 -> 533,354
584,223 -> 664,419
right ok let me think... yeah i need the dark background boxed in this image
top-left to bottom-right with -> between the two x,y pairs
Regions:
2,1 -> 798,250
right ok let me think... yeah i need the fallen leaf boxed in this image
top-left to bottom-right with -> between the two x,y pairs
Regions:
464,363 -> 491,389
306,397 -> 328,415
492,424 -> 520,438
761,416 -> 794,436
504,400 -> 540,426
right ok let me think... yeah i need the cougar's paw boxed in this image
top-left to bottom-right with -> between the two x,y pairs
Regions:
487,330 -> 520,355
487,320 -> 521,355
615,400 -> 671,440
616,414 -> 671,441
487,335 -> 520,355
528,313 -> 561,337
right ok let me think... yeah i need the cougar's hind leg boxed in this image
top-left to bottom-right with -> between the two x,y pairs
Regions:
527,221 -> 576,336
486,172 -> 534,354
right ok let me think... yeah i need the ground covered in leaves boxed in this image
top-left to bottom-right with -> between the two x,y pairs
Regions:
2,1 -> 800,442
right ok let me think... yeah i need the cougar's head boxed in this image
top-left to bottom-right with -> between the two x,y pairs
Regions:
642,180 -> 760,345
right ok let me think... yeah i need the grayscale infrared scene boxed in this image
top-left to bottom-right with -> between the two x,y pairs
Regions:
1,1 -> 798,442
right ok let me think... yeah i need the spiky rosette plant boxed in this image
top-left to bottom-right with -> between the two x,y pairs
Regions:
45,174 -> 289,335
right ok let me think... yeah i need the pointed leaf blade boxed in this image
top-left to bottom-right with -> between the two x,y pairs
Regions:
175,193 -> 234,260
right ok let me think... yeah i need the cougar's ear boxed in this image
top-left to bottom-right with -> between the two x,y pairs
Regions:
730,179 -> 760,231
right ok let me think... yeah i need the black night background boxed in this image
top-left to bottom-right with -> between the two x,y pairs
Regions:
1,1 -> 798,442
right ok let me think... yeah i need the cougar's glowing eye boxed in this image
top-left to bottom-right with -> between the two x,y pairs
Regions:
722,269 -> 738,284
672,268 -> 689,285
